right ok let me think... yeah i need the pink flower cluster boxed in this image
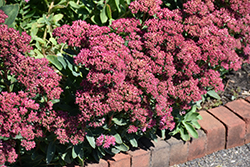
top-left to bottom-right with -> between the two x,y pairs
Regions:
96,134 -> 116,148
0,10 -> 63,165
183,0 -> 250,63
0,10 -> 8,24
40,110 -> 86,145
53,0 -> 250,137
129,0 -> 162,16
0,140 -> 18,166
0,25 -> 31,61
0,91 -> 42,164
9,54 -> 63,100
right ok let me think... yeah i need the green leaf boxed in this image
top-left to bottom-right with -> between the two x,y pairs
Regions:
195,100 -> 202,109
31,151 -> 44,161
161,129 -> 166,139
57,56 -> 67,69
93,149 -> 102,162
50,99 -> 60,104
49,37 -> 57,45
207,90 -> 221,100
100,5 -> 108,24
126,135 -> 138,147
115,143 -> 129,152
185,112 -> 200,122
78,148 -> 84,160
179,127 -> 190,141
37,17 -> 45,25
111,147 -> 120,154
46,141 -> 56,164
61,151 -> 72,164
52,14 -> 64,23
197,114 -> 203,120
0,4 -> 19,26
69,1 -> 79,8
113,133 -> 122,144
192,120 -> 201,129
183,122 -> 198,139
42,14 -> 50,25
112,118 -> 127,126
13,133 -> 23,139
72,144 -> 84,159
190,105 -> 197,113
31,23 -> 39,37
86,131 -> 96,149
91,15 -> 101,25
47,55 -> 63,70
72,146 -> 78,159
104,148 -> 115,155
114,0 -> 121,12
125,0 -> 131,4
150,133 -> 158,142
168,124 -> 181,136
106,4 -> 112,19
0,0 -> 5,7
0,136 -> 8,141
23,9 -> 36,19
98,147 -> 105,156
34,36 -> 46,45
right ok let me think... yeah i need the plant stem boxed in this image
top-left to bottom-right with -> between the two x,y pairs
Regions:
48,0 -> 55,14
0,65 -> 10,93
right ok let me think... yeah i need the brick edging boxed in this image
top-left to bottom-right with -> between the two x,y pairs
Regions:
82,97 -> 250,167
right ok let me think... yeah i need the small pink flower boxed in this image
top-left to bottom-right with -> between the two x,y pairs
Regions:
103,136 -> 116,148
96,134 -> 105,146
21,140 -> 36,151
127,125 -> 138,133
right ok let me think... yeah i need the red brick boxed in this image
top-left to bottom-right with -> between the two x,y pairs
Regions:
208,106 -> 245,148
245,96 -> 250,103
198,110 -> 226,154
139,137 -> 170,167
127,148 -> 150,167
166,136 -> 189,166
107,153 -> 131,167
85,159 -> 109,167
226,99 -> 250,143
187,130 -> 207,161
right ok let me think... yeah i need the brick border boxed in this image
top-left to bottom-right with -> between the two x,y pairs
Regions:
79,97 -> 250,167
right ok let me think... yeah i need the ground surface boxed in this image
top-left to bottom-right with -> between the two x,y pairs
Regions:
174,63 -> 250,167
173,143 -> 250,167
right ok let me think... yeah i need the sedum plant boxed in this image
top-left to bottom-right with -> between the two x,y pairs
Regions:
0,0 -> 250,166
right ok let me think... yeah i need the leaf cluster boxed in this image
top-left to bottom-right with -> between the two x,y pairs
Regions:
170,106 -> 202,141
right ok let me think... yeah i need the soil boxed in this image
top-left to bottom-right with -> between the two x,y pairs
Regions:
199,63 -> 250,110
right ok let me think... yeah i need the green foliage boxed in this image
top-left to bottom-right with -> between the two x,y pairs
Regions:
169,105 -> 202,141
46,141 -> 56,164
0,0 -> 19,27
196,89 -> 222,110
82,0 -> 132,25
162,0 -> 184,10
5,0 -> 132,58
